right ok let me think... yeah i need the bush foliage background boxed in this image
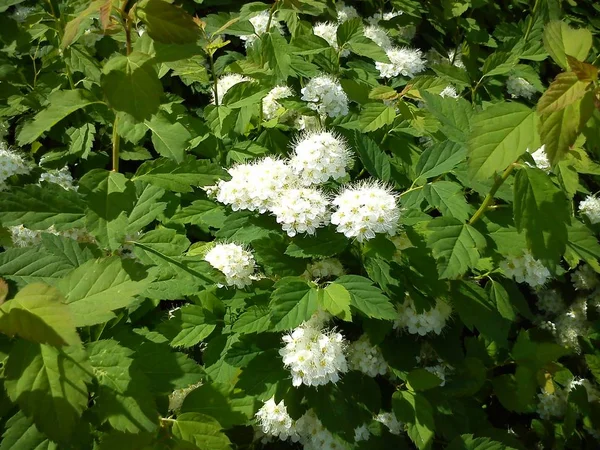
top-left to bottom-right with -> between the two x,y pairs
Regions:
0,0 -> 600,448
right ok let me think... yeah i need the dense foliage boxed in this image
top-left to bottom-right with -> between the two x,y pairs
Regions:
1,0 -> 600,448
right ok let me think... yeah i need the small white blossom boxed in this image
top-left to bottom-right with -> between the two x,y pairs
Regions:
335,1 -> 359,22
204,243 -> 256,289
527,145 -> 551,172
295,115 -> 321,131
554,298 -> 588,352
11,6 -> 34,22
354,423 -> 371,442
447,49 -> 465,69
280,320 -> 348,387
500,250 -> 551,288
393,296 -> 452,335
296,410 -> 345,450
536,289 -> 565,316
375,412 -> 403,435
255,397 -> 300,442
40,167 -> 77,191
271,187 -> 330,237
240,11 -> 284,47
507,75 -> 536,100
364,25 -> 392,49
313,22 -> 350,57
439,85 -> 459,98
366,11 -> 403,26
579,195 -> 600,224
301,75 -> 349,118
290,130 -> 352,185
212,74 -> 250,105
571,264 -> 599,291
305,258 -> 345,279
331,181 -> 400,242
0,144 -> 29,190
376,47 -> 426,78
347,334 -> 388,377
537,391 -> 566,420
262,85 -> 294,120
9,225 -> 44,247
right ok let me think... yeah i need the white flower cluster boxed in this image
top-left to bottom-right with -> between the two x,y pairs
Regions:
537,391 -> 566,420
571,264 -> 599,291
579,195 -> 600,224
9,225 -> 91,247
499,250 -> 551,288
347,334 -> 388,377
367,11 -> 402,25
301,75 -> 349,118
255,397 -> 300,443
536,289 -> 565,316
305,258 -> 345,279
212,74 -> 250,104
331,181 -> 400,242
271,187 -> 330,237
439,85 -> 459,98
11,5 -> 34,22
393,296 -> 452,335
296,410 -> 345,450
215,157 -> 297,213
335,1 -> 359,22
280,319 -> 348,387
204,242 -> 256,288
240,11 -> 284,47
313,22 -> 349,57
376,47 -> 426,78
290,130 -> 352,185
554,298 -> 588,352
0,144 -> 29,190
506,75 -> 536,100
375,411 -> 403,435
263,85 -> 294,120
364,25 -> 392,49
354,423 -> 371,442
527,145 -> 551,172
40,167 -> 77,190
447,49 -> 465,69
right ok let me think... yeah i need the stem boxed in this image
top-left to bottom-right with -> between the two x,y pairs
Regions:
470,76 -> 484,104
468,163 -> 517,225
524,0 -> 540,41
112,115 -> 120,172
209,53 -> 219,106
264,0 -> 279,35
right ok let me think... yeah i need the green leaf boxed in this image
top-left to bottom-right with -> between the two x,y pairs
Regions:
252,236 -> 307,277
336,18 -> 363,47
0,412 -> 57,450
171,413 -> 232,450
4,341 -> 92,442
134,156 -> 227,193
145,110 -> 191,163
60,257 -> 153,327
269,278 -> 318,330
407,369 -> 442,391
0,283 -> 80,346
61,0 -> 105,48
354,132 -> 391,181
285,227 -> 349,258
216,211 -> 280,244
127,182 -> 167,233
334,275 -> 396,320
392,390 -> 435,450
101,52 -> 163,121
543,21 -> 593,70
136,0 -> 200,44
222,82 -> 271,109
423,181 -> 471,222
358,103 -> 395,132
232,305 -> 273,334
320,283 -> 352,321
513,167 -> 569,262
262,32 -> 291,81
17,89 -> 102,146
564,220 -> 600,272
468,102 -> 537,180
585,354 -> 600,384
0,184 -> 86,231
66,123 -> 96,157
171,200 -> 226,229
0,246 -> 80,287
487,279 -> 516,321
422,92 -> 473,144
236,350 -> 289,399
482,51 -> 519,78
414,140 -> 467,181
447,434 -> 517,450
537,72 -> 590,115
348,37 -> 390,62
427,217 -> 486,279
159,305 -> 217,348
88,340 -> 158,433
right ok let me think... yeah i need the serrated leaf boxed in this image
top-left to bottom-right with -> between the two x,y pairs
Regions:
482,51 -> 519,78
159,305 -> 217,348
333,275 -> 396,320
358,103 -> 395,132
566,55 -> 598,82
427,217 -> 486,279
171,413 -> 232,450
222,82 -> 271,109
136,0 -> 200,44
543,21 -> 592,70
4,341 -> 92,442
60,257 -> 153,327
513,167 -> 569,262
0,283 -> 80,346
407,369 -> 442,391
0,246 -> 80,287
422,91 -> 472,144
262,32 -> 291,81
537,72 -> 590,115
127,182 -> 167,233
447,434 -> 517,450
336,18 -> 363,47
414,140 -> 467,180
101,52 -> 163,121
232,305 -> 272,334
171,200 -> 226,229
320,283 -> 352,321
253,236 -> 307,277
468,102 -> 537,180
0,412 -> 57,450
348,37 -> 390,62
564,220 -> 600,272
216,211 -> 280,244
61,0 -> 105,48
392,390 -> 434,450
354,132 -> 391,181
285,227 -> 349,258
585,354 -> 600,384
145,110 -> 191,163
423,181 -> 471,221
66,123 -> 96,157
269,278 -> 318,331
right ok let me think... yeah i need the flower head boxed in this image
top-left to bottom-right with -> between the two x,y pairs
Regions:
0,144 -> 29,190
255,397 -> 300,442
571,264 -> 599,291
301,75 -> 349,118
347,334 -> 388,377
507,75 -> 536,100
40,167 -> 77,190
393,296 -> 452,335
305,258 -> 345,280
500,250 -> 551,288
364,25 -> 392,49
376,47 -> 426,78
212,74 -> 250,104
375,412 -> 403,435
313,22 -> 349,56
579,195 -> 600,224
439,85 -> 459,98
271,187 -> 330,237
536,289 -> 565,316
240,11 -> 284,47
335,1 -> 359,22
263,85 -> 294,120
527,145 -> 551,172
204,242 -> 256,288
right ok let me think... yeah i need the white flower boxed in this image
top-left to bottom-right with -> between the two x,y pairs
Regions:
536,289 -> 565,316
263,85 -> 294,120
347,334 -> 387,377
393,296 -> 452,335
271,187 -> 330,237
313,22 -> 349,57
255,397 -> 300,442
305,258 -> 345,279
364,25 -> 392,49
215,157 -> 298,213
375,412 -> 403,435
280,320 -> 348,387
439,85 -> 459,98
211,74 -> 250,104
240,11 -> 284,47
11,6 -> 34,23
447,49 -> 465,69
507,75 -> 536,100
499,250 -> 551,288
537,391 -> 566,420
204,243 -> 256,288
40,167 -> 77,191
296,410 -> 345,450
366,11 -> 403,26
335,1 -> 359,22
571,264 -> 599,291
579,195 -> 600,224
301,75 -> 349,118
290,130 -> 352,185
424,364 -> 449,386
376,47 -> 426,78
295,115 -> 321,131
0,144 -> 29,189
554,298 -> 588,352
354,423 -> 371,442
331,181 -> 400,242
527,145 -> 551,172
9,225 -> 44,247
